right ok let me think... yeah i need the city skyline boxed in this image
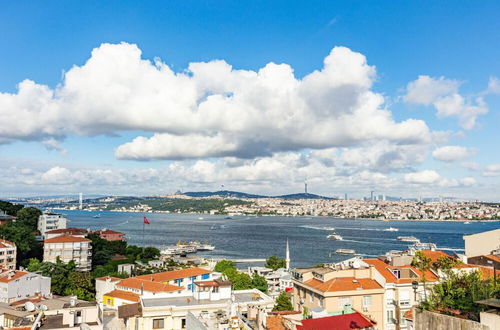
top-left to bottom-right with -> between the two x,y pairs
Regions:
1,1 -> 500,200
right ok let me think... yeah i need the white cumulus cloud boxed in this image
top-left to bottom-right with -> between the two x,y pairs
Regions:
404,170 -> 441,184
405,75 -> 489,130
0,43 -> 432,160
432,145 -> 471,162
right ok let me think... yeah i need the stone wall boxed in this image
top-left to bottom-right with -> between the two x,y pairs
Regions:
415,309 -> 488,330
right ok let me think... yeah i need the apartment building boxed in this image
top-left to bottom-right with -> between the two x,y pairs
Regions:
0,239 -> 16,270
0,269 -> 51,304
43,235 -> 92,271
463,228 -> 500,258
363,255 -> 439,330
291,261 -> 385,327
119,283 -> 274,330
134,267 -> 213,292
38,211 -> 67,237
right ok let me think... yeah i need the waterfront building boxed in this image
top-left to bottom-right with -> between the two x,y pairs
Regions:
43,235 -> 92,271
93,228 -> 126,241
463,228 -> 500,259
38,211 -> 67,237
291,262 -> 385,327
0,269 -> 51,304
0,239 -> 16,270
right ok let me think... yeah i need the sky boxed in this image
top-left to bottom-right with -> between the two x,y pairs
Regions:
0,1 -> 499,200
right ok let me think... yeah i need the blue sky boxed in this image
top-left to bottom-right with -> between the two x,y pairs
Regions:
0,1 -> 499,199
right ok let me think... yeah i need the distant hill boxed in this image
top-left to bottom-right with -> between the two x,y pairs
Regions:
182,190 -> 334,200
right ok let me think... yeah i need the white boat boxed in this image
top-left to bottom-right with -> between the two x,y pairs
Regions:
463,221 -> 470,224
323,227 -> 335,230
384,227 -> 399,232
335,248 -> 356,255
327,232 -> 343,240
196,244 -> 215,251
397,236 -> 420,243
411,242 -> 437,250
198,217 -> 204,220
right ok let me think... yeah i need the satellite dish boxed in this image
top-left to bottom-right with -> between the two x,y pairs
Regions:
24,302 -> 35,312
352,260 -> 361,269
40,304 -> 48,311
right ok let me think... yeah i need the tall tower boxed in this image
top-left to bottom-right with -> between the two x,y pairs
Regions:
304,177 -> 308,194
79,193 -> 83,210
285,238 -> 290,270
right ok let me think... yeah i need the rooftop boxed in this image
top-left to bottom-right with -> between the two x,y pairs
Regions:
141,289 -> 271,309
44,234 -> 90,243
0,239 -> 16,249
45,227 -> 88,235
135,267 -> 212,282
117,277 -> 183,293
104,290 -> 140,303
303,277 -> 382,292
364,258 -> 439,284
297,312 -> 375,330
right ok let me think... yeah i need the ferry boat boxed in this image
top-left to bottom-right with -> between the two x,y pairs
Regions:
327,232 -> 343,240
335,248 -> 356,255
384,227 -> 399,232
411,242 -> 437,250
397,236 -> 420,243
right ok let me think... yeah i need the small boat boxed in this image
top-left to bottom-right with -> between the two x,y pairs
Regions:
384,227 -> 399,232
198,217 -> 204,220
93,214 -> 101,218
224,216 -> 233,220
397,236 -> 420,243
327,232 -> 343,240
323,227 -> 335,230
335,249 -> 356,255
463,221 -> 470,224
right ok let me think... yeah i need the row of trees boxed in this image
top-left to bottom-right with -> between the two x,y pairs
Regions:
214,260 -> 268,292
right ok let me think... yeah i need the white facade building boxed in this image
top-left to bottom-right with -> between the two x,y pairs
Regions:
0,270 -> 51,304
38,211 -> 67,237
0,239 -> 16,270
43,235 -> 92,271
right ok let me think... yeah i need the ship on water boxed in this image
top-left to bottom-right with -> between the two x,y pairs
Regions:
327,232 -> 343,240
397,236 -> 420,243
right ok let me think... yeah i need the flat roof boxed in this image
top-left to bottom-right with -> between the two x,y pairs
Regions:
142,290 -> 271,308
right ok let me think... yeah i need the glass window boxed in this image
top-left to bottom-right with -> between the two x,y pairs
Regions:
152,318 -> 164,329
339,296 -> 351,309
363,295 -> 372,307
387,310 -> 394,323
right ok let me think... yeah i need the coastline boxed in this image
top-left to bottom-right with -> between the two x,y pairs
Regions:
53,208 -> 500,223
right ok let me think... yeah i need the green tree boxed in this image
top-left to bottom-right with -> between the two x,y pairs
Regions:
273,292 -> 293,311
265,255 -> 286,271
16,207 -> 42,231
411,251 -> 432,300
142,247 -> 160,260
214,260 -> 236,273
432,256 -> 461,272
251,273 -> 268,293
0,222 -> 42,265
422,270 -> 500,321
0,201 -> 24,216
64,272 -> 95,300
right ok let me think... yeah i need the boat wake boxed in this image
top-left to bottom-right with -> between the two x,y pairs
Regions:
300,225 -> 336,231
439,247 -> 465,251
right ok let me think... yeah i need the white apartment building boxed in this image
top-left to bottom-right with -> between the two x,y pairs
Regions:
43,235 -> 92,271
0,239 -> 17,270
38,211 -> 67,237
0,269 -> 51,304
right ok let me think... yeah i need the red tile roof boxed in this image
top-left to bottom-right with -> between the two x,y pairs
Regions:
135,267 -> 211,282
297,312 -> 375,330
116,277 -> 183,293
45,228 -> 88,235
403,309 -> 413,320
44,234 -> 90,243
364,258 -> 439,284
485,255 -> 500,263
303,277 -> 382,292
0,271 -> 28,283
103,290 -> 140,302
0,239 -> 15,249
97,229 -> 125,235
95,276 -> 122,282
420,250 -> 456,263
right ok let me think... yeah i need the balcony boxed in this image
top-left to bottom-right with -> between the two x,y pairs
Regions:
386,299 -> 397,306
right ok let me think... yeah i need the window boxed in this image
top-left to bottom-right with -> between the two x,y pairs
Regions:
339,297 -> 351,309
400,311 -> 407,325
363,295 -> 372,308
187,284 -> 193,291
181,318 -> 186,329
387,310 -> 395,323
212,286 -> 219,293
152,318 -> 164,329
310,293 -> 314,303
